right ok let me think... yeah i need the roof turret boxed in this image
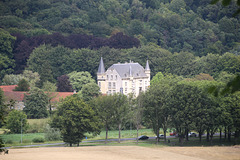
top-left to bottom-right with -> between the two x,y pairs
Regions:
145,60 -> 150,70
97,57 -> 105,74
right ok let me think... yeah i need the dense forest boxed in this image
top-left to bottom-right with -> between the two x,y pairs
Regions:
0,0 -> 240,84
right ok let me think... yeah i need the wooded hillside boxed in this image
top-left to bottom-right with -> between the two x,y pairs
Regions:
0,0 -> 239,83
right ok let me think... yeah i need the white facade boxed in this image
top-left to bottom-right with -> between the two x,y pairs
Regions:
97,58 -> 150,97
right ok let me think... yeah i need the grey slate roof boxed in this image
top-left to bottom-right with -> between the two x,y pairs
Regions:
97,57 -> 105,73
145,60 -> 150,70
108,63 -> 148,78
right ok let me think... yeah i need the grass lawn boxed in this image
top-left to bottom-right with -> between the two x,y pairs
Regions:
1,119 -> 239,148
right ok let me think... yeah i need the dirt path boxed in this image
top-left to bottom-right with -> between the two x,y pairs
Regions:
1,146 -> 240,160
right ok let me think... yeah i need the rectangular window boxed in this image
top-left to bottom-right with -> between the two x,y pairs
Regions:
120,87 -> 123,94
125,88 -> 127,94
113,82 -> 116,89
107,75 -> 109,80
108,82 -> 111,89
113,90 -> 116,93
111,75 -> 113,80
115,75 -> 117,80
125,82 -> 127,86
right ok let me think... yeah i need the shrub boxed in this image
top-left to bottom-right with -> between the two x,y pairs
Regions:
32,137 -> 45,143
27,119 -> 49,133
44,124 -> 61,141
5,139 -> 13,144
22,139 -> 31,143
5,110 -> 28,133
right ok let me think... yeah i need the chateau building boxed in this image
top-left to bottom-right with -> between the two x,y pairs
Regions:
97,57 -> 150,97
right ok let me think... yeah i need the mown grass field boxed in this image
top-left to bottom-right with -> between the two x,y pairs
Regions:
1,118 -> 239,147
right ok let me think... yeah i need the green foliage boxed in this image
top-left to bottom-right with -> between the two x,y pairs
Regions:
51,95 -> 101,146
143,74 -> 182,141
0,54 -> 15,80
1,74 -> 24,85
211,0 -> 240,16
112,93 -> 130,142
22,70 -> 40,88
27,45 -> 56,86
68,71 -> 95,92
44,124 -> 61,141
14,79 -> 30,91
0,88 -> 7,128
79,82 -> 100,102
91,95 -> 116,142
0,136 -> 5,153
32,137 -> 45,143
24,88 -> 49,119
5,110 -> 28,134
27,118 -> 49,133
0,28 -> 16,58
42,81 -> 57,92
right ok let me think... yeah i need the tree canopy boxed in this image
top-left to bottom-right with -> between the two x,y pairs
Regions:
23,88 -> 48,119
51,95 -> 101,146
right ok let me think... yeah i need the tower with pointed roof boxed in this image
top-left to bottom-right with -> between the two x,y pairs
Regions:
97,57 -> 107,94
145,60 -> 151,83
97,58 -> 150,96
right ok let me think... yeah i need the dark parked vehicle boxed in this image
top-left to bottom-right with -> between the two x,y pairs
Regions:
138,135 -> 149,140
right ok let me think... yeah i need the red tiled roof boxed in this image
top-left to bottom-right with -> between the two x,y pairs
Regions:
50,92 -> 74,102
0,85 -> 74,102
0,85 -> 17,92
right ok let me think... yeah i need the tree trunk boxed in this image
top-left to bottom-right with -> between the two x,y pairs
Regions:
70,143 -> 72,147
105,126 -> 108,144
118,123 -> 121,143
227,126 -> 231,142
180,135 -> 184,146
156,129 -> 160,144
185,129 -> 189,142
136,125 -> 139,145
164,129 -> 167,143
220,128 -> 222,142
224,126 -> 227,140
199,132 -> 202,142
206,129 -> 210,142
210,132 -> 214,145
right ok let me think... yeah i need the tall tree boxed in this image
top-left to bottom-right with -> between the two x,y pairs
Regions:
143,80 -> 172,143
93,95 -> 115,144
0,88 -> 6,152
51,95 -> 101,146
23,88 -> 48,119
57,75 -> 73,92
42,81 -> 57,115
133,92 -> 144,144
112,93 -> 129,143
